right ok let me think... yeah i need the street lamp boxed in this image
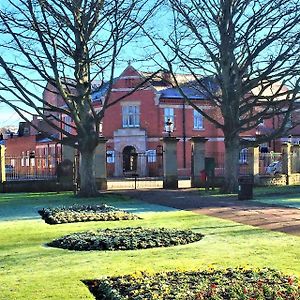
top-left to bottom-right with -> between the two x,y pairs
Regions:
165,118 -> 174,137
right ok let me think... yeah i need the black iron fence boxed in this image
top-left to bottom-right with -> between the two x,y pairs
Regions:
259,152 -> 282,175
3,148 -> 298,183
4,154 -> 61,181
106,151 -> 163,178
206,151 -> 253,176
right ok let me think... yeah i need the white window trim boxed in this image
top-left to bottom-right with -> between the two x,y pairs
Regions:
193,109 -> 204,130
106,150 -> 115,163
164,107 -> 175,127
63,116 -> 72,133
146,150 -> 157,163
239,148 -> 248,164
122,105 -> 140,128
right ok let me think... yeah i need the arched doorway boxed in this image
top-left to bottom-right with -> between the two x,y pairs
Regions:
122,146 -> 137,173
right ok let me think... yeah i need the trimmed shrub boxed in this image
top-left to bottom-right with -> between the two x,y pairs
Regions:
38,204 -> 140,224
83,268 -> 300,300
47,227 -> 204,251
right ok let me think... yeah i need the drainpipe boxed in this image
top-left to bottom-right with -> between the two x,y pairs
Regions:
182,99 -> 186,168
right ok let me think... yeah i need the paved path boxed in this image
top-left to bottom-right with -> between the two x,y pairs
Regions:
120,189 -> 300,236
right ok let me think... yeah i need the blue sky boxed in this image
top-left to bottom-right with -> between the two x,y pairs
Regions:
0,0 -> 168,128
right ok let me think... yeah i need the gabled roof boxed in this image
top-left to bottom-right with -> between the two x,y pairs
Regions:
61,66 -> 219,104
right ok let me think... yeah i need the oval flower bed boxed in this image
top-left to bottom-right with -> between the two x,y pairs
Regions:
38,204 -> 140,224
47,227 -> 204,251
83,268 -> 300,300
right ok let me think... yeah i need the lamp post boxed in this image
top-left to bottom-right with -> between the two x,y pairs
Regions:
165,118 -> 174,137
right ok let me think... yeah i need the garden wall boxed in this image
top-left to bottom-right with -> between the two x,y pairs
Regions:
256,175 -> 287,186
287,173 -> 300,185
0,180 -> 74,193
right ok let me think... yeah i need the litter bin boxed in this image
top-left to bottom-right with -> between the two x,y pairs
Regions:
200,169 -> 207,184
238,175 -> 253,200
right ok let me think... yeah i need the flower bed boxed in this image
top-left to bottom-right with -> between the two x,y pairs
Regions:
38,204 -> 140,224
83,268 -> 300,300
47,227 -> 204,251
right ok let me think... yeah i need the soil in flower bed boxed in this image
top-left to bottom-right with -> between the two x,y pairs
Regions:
47,227 -> 204,251
38,204 -> 140,224
83,268 -> 300,300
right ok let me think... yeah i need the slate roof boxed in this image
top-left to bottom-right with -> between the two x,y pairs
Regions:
91,80 -> 117,102
159,77 -> 220,100
37,133 -> 60,143
90,70 -> 220,102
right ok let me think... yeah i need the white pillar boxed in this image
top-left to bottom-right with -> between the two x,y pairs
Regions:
191,137 -> 207,187
0,145 -> 6,183
248,146 -> 259,184
94,137 -> 107,190
162,137 -> 179,189
282,142 -> 292,185
282,143 -> 292,175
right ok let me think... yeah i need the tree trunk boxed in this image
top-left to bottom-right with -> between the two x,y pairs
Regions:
77,148 -> 99,197
221,136 -> 240,193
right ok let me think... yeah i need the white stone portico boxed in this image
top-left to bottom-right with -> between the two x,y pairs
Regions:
113,128 -> 147,176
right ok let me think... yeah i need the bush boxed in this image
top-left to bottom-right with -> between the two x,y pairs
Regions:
38,204 -> 140,224
47,227 -> 204,251
83,268 -> 300,300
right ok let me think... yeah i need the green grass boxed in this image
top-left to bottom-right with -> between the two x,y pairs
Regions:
254,185 -> 300,197
197,185 -> 300,198
253,193 -> 300,209
0,192 -> 300,299
197,185 -> 300,208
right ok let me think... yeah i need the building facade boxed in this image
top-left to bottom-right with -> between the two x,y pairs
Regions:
5,65 -> 300,178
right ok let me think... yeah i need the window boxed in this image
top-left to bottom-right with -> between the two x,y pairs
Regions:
193,109 -> 203,129
44,148 -> 48,167
146,150 -> 156,163
106,150 -> 115,163
125,78 -> 135,88
122,105 -> 140,128
21,151 -> 25,167
25,151 -> 30,167
285,114 -> 292,128
99,121 -> 103,136
23,127 -> 30,135
239,148 -> 248,164
63,116 -> 72,133
164,107 -> 174,125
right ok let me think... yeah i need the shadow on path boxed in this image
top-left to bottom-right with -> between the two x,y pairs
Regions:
120,189 -> 300,236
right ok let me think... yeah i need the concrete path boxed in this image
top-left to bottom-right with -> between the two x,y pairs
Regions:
120,189 -> 300,236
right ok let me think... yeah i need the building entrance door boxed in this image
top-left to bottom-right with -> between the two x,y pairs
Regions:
122,146 -> 137,172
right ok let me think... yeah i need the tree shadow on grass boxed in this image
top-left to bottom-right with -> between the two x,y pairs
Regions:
0,192 -> 178,222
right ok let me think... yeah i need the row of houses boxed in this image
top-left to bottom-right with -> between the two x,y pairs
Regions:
2,65 -> 300,178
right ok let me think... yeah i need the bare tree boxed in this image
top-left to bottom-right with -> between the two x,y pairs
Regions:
146,0 -> 300,193
0,0 -> 157,197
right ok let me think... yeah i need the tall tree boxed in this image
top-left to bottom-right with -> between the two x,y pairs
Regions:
0,0 -> 156,197
147,0 -> 300,192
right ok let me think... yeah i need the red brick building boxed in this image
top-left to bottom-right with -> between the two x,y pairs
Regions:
92,66 -> 300,177
89,66 -> 262,177
5,65 -> 299,178
4,117 -> 61,178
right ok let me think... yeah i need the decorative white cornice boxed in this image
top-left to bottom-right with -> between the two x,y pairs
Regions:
159,104 -> 212,109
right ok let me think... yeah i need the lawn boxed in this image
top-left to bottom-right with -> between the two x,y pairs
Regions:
0,191 -> 300,299
253,194 -> 300,209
